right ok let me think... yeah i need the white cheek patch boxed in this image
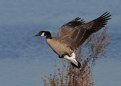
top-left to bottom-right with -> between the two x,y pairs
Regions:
41,32 -> 45,36
64,52 -> 78,66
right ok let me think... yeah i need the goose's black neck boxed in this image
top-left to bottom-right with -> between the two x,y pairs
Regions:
45,31 -> 52,39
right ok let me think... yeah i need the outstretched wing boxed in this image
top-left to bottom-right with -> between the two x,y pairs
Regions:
57,17 -> 85,38
57,17 -> 86,49
57,12 -> 111,50
82,12 -> 111,32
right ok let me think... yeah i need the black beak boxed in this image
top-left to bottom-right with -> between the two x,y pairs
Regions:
35,34 -> 39,36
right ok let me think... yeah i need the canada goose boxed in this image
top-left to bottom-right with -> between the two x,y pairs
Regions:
35,12 -> 111,68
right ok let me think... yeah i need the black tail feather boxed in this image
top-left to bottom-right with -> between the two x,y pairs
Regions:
71,61 -> 81,68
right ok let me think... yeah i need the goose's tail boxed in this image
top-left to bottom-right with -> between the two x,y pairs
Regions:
64,52 -> 81,68
71,60 -> 81,68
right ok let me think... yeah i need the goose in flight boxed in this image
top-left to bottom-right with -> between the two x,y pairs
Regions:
35,12 -> 111,68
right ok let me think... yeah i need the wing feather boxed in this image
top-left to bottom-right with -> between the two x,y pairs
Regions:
82,12 -> 111,32
57,17 -> 85,38
56,12 -> 111,50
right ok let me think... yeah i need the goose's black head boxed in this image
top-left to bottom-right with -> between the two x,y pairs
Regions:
35,31 -> 52,39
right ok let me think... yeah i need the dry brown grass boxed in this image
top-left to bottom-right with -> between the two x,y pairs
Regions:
43,27 -> 110,86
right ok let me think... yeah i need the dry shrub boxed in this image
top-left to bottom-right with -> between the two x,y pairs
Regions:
43,27 -> 110,86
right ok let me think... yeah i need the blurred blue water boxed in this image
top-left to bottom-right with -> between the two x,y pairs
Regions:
0,0 -> 121,86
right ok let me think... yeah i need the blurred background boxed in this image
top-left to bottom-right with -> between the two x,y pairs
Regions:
0,0 -> 121,86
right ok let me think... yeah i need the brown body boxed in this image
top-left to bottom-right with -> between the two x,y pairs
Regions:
46,38 -> 73,57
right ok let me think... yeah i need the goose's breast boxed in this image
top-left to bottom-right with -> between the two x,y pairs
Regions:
46,39 -> 72,57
